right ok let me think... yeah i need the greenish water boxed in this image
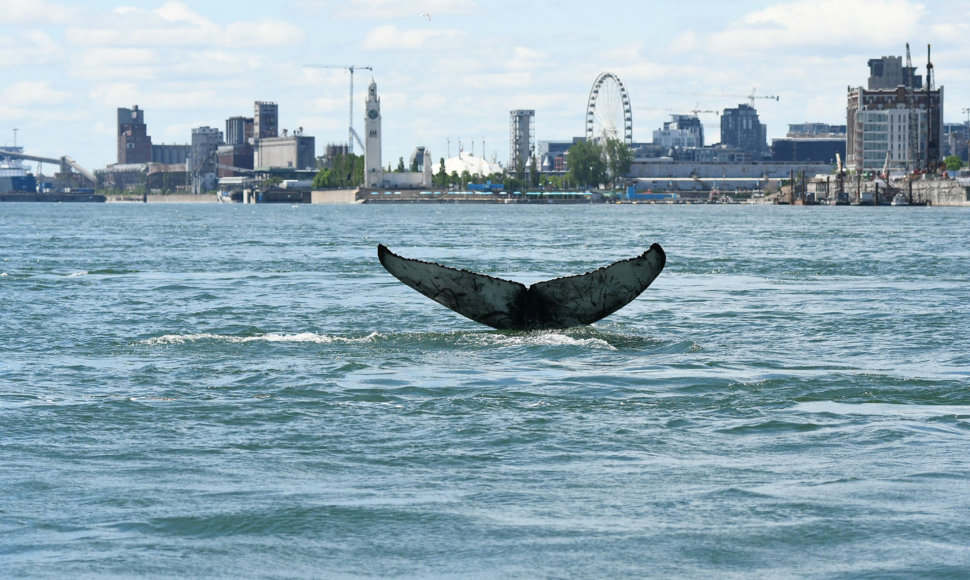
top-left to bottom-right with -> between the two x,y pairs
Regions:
2,203 -> 969,578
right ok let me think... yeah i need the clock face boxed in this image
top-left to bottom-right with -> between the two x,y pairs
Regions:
368,109 -> 378,119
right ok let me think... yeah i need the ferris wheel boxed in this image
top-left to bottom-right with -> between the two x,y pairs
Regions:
585,72 -> 633,146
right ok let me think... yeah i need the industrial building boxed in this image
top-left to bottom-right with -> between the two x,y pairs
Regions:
117,106 -> 152,164
188,126 -> 223,193
254,102 -> 279,140
846,45 -> 943,173
254,133 -> 316,170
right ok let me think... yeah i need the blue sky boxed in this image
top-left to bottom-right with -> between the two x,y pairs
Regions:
2,0 -> 968,172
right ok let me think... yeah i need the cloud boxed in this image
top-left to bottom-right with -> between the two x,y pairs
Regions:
0,30 -> 62,68
301,0 -> 478,20
0,81 -> 72,107
709,0 -> 925,54
66,2 -> 303,48
362,24 -> 467,50
0,0 -> 76,24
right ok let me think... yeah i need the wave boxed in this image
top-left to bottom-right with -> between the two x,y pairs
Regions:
141,332 -> 384,346
794,401 -> 970,419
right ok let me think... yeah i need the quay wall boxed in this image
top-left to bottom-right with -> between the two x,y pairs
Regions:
845,179 -> 970,206
311,189 -> 358,203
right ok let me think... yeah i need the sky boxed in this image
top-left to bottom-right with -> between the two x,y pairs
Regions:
2,0 -> 970,173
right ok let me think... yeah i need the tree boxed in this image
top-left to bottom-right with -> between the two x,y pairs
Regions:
603,138 -> 633,188
529,156 -> 540,188
396,157 -> 406,173
944,155 -> 964,172
434,158 -> 448,187
312,153 -> 364,187
566,140 -> 606,188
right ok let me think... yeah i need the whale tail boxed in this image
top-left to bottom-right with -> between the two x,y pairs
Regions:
378,244 -> 666,330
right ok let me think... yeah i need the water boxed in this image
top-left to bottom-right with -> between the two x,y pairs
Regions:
2,203 -> 969,578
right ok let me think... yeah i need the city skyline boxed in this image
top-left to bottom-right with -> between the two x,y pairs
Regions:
2,0 -> 969,173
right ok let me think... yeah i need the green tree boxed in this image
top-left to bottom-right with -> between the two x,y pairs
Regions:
529,156 -> 540,187
434,158 -> 448,187
396,157 -> 406,173
944,155 -> 964,172
603,138 -> 633,188
312,168 -> 332,189
566,140 -> 606,188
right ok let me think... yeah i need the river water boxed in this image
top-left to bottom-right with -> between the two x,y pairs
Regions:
2,203 -> 969,578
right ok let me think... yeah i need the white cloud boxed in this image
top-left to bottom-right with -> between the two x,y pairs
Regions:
709,0 -> 925,54
362,24 -> 467,50
0,0 -> 76,24
304,0 -> 478,20
0,80 -> 72,107
66,2 -> 302,48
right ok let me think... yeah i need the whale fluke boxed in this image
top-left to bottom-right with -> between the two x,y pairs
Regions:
377,243 -> 666,330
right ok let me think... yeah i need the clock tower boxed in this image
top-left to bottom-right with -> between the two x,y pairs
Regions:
364,79 -> 383,187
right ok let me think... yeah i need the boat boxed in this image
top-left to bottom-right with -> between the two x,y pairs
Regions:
0,147 -> 105,202
890,193 -> 910,206
378,243 -> 666,330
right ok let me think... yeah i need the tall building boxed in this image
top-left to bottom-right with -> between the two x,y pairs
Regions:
846,49 -> 942,173
226,116 -> 254,146
364,79 -> 382,187
509,110 -> 535,172
117,105 -> 152,164
254,101 -> 278,140
187,126 -> 224,193
654,115 -> 704,149
720,104 -> 766,158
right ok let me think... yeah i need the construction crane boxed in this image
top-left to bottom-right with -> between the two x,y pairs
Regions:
746,89 -> 779,108
304,64 -> 373,154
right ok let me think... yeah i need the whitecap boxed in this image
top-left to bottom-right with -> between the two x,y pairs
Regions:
141,332 -> 383,346
794,401 -> 970,419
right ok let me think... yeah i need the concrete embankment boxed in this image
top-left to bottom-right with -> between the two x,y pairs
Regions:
846,178 -> 970,206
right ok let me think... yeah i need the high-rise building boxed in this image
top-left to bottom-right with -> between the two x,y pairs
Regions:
509,110 -> 535,172
254,101 -> 278,140
187,126 -> 224,193
226,116 -> 254,146
846,49 -> 942,173
720,104 -> 766,158
117,105 -> 152,164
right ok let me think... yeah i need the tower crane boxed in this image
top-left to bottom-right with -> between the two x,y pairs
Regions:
304,64 -> 373,154
746,89 -> 779,108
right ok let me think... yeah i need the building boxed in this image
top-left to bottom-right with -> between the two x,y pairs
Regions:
254,102 -> 278,140
255,133 -> 316,170
187,126 -> 224,193
509,110 -> 535,173
771,123 -> 846,164
117,106 -> 152,164
653,115 -> 704,149
152,144 -> 190,165
364,79 -> 383,187
720,104 -> 767,158
944,122 -> 969,162
226,116 -> 254,146
846,49 -> 943,173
